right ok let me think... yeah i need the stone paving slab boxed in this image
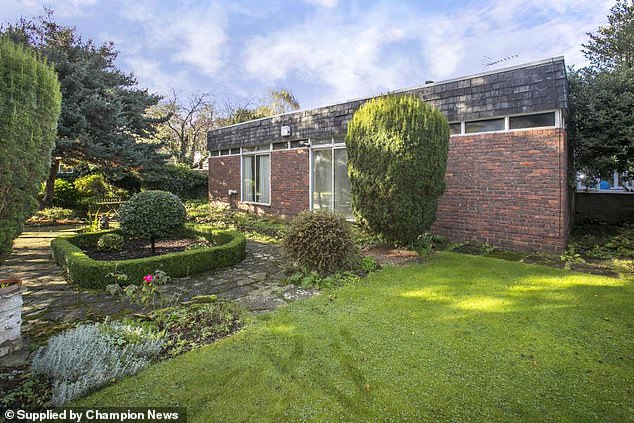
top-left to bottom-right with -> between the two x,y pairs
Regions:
0,225 -> 316,366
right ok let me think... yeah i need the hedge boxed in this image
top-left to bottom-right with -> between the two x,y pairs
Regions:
51,224 -> 246,289
0,38 -> 62,262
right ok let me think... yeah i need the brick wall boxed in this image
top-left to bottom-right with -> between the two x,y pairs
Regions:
209,129 -> 569,254
208,149 -> 309,217
431,128 -> 568,253
574,192 -> 634,224
208,155 -> 240,206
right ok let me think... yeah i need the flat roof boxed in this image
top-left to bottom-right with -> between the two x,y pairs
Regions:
212,56 -> 565,132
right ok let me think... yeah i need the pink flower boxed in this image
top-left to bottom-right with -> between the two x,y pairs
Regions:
143,274 -> 154,284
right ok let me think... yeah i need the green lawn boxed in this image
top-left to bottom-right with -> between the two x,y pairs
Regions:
77,253 -> 633,422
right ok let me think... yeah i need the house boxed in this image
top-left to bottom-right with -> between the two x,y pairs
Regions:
207,57 -> 569,253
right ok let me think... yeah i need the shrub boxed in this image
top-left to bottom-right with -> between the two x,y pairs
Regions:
119,190 -> 186,253
97,233 -> 124,251
74,174 -> 115,198
50,179 -> 79,209
31,321 -> 162,405
346,95 -> 449,244
282,210 -> 357,276
142,164 -> 208,199
0,39 -> 61,262
51,225 -> 246,289
29,208 -> 74,222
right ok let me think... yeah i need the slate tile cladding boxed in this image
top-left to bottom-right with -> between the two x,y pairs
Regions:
207,57 -> 567,151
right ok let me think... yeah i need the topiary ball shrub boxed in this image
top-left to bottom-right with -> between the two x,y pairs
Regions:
346,95 -> 449,245
97,233 -> 124,252
282,210 -> 357,276
119,190 -> 186,253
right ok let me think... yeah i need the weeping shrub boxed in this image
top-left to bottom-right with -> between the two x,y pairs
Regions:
282,210 -> 357,276
0,38 -> 61,262
346,95 -> 449,244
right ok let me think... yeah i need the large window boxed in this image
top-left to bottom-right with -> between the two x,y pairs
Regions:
311,145 -> 352,217
242,153 -> 270,204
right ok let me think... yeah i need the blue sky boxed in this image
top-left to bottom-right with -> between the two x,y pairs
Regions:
2,0 -> 614,110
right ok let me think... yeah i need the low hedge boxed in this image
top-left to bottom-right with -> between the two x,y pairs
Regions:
51,224 -> 246,289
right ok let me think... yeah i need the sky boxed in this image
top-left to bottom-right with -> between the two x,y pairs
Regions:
1,0 -> 615,111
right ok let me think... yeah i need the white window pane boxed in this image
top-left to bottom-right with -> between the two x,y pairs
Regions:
334,149 -> 352,218
242,156 -> 255,202
257,155 -> 270,204
312,149 -> 332,210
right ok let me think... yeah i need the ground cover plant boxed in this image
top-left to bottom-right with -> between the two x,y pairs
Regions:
76,253 -> 633,421
185,200 -> 287,242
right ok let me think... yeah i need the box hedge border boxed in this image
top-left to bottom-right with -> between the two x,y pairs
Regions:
51,224 -> 246,289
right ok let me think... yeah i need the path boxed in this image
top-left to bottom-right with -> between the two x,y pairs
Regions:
0,226 -> 315,355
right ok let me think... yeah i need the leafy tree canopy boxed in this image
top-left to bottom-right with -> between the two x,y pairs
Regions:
570,0 -> 634,179
582,0 -> 634,71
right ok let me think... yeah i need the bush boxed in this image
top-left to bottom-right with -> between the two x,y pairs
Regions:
31,321 -> 162,405
74,174 -> 115,198
97,233 -> 124,251
50,179 -> 79,209
120,190 -> 186,253
0,39 -> 61,262
282,210 -> 357,276
51,225 -> 246,289
30,208 -> 75,222
346,95 -> 449,244
142,164 -> 208,199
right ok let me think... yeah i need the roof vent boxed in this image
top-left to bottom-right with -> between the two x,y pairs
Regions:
425,80 -> 434,85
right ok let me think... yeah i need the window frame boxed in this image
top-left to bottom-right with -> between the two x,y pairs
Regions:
450,110 -> 561,136
308,137 -> 352,217
240,146 -> 272,206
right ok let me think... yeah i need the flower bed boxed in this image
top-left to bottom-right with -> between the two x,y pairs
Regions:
51,224 -> 246,289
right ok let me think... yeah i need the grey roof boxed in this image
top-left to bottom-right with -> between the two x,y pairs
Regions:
208,57 -> 567,151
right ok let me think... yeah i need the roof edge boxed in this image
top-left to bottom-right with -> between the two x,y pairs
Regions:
210,56 -> 565,133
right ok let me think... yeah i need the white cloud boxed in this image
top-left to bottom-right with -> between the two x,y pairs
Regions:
119,0 -> 228,76
125,57 -> 191,97
304,0 -> 338,8
242,0 -> 614,107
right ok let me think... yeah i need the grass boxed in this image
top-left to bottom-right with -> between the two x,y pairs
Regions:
76,252 -> 633,421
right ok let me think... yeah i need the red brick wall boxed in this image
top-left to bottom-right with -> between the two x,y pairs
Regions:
208,149 -> 309,217
209,129 -> 569,253
431,128 -> 569,253
208,155 -> 240,206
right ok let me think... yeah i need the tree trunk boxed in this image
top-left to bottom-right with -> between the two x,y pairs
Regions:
150,236 -> 156,254
42,158 -> 59,208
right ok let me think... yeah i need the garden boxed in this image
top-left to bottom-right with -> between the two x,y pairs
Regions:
1,4 -> 633,422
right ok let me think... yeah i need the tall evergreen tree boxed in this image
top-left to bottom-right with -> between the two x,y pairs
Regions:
1,10 -> 166,205
0,38 -> 61,263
